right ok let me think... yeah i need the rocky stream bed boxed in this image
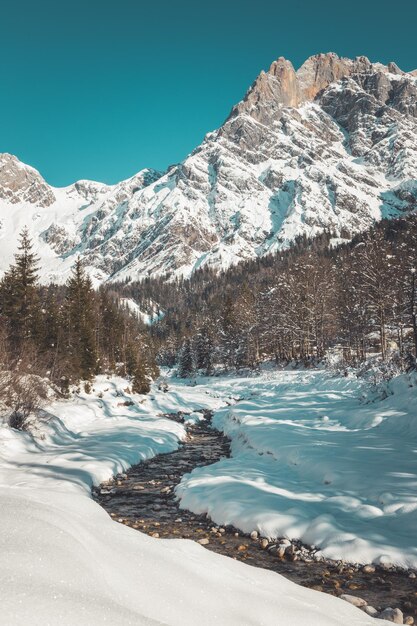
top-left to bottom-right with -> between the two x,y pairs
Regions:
94,410 -> 417,624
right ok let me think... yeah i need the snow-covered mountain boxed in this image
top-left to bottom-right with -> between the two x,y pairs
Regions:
1,52 -> 417,284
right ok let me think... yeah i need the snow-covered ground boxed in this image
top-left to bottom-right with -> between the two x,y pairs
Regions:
177,368 -> 417,569
0,374 -> 385,625
120,297 -> 165,325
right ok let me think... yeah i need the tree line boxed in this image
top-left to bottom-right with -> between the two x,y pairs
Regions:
114,216 -> 417,376
0,229 -> 158,428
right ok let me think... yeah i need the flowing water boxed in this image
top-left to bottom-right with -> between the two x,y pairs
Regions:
94,410 -> 417,620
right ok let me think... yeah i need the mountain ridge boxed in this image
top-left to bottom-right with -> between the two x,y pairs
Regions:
1,52 -> 416,284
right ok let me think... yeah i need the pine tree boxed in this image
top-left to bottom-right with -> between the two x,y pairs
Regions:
219,296 -> 240,369
38,284 -> 65,380
64,258 -> 97,381
410,269 -> 417,363
178,339 -> 194,378
125,342 -> 151,393
98,289 -> 125,369
0,228 -> 41,352
193,323 -> 214,374
132,359 -> 151,394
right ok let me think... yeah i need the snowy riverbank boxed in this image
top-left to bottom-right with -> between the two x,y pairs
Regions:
0,371 -> 402,624
177,368 -> 417,569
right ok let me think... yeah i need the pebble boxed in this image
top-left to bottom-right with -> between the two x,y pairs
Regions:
250,531 -> 258,540
276,546 -> 286,558
378,607 -> 403,624
284,544 -> 298,561
340,594 -> 367,608
404,617 -> 415,625
237,544 -> 247,552
198,538 -> 209,545
409,572 -> 416,579
363,606 -> 378,616
347,582 -> 360,590
150,532 -> 160,538
260,539 -> 269,549
362,564 -> 376,574
380,562 -> 394,571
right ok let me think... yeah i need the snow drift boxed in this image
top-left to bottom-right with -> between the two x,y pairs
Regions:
0,375 -> 383,625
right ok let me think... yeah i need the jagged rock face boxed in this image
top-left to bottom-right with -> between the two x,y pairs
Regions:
0,153 -> 56,206
0,52 -> 416,284
228,53 -> 416,125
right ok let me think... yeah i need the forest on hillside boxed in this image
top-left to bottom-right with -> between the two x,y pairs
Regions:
115,216 -> 417,377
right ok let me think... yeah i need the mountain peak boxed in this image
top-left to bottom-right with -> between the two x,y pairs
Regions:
295,53 -> 370,101
0,53 -> 416,284
0,152 -> 56,207
227,52 -> 416,127
387,61 -> 403,75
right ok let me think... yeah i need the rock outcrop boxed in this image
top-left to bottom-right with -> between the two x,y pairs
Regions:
0,153 -> 56,207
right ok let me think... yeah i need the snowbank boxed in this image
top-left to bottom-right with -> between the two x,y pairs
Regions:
0,375 -> 381,625
177,369 -> 417,568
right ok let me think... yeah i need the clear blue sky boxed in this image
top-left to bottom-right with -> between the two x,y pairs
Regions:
1,0 -> 415,186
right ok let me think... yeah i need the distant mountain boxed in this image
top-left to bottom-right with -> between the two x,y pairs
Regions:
1,52 -> 416,284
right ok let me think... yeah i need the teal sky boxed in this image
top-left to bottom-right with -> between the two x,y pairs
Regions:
1,0 -> 415,186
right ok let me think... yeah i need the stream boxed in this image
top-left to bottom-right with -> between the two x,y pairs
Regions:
94,409 -> 417,621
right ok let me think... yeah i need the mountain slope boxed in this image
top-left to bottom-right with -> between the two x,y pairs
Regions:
1,52 -> 417,283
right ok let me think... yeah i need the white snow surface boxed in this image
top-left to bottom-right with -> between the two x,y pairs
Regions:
120,297 -> 165,325
0,374 -> 386,625
177,369 -> 417,568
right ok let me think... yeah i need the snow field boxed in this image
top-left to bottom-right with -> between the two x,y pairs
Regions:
176,369 -> 417,568
0,374 -> 384,625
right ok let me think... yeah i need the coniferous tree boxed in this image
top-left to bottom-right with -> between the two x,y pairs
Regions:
219,296 -> 240,369
193,323 -> 214,374
405,267 -> 417,364
178,339 -> 194,378
124,341 -> 152,393
132,359 -> 151,394
0,227 -> 41,353
64,258 -> 97,380
98,289 -> 125,369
